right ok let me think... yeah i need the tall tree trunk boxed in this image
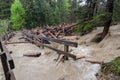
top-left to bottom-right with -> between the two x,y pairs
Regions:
86,0 -> 96,20
89,1 -> 96,19
91,0 -> 114,43
101,0 -> 114,39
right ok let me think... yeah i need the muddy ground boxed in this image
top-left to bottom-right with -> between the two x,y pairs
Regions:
0,24 -> 120,80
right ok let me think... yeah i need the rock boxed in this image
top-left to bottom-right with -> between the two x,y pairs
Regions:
117,46 -> 120,50
9,51 -> 13,54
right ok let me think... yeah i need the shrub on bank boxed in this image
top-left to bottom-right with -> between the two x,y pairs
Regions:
102,57 -> 120,76
0,19 -> 10,35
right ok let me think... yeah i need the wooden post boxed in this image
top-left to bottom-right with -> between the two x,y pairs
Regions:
41,39 -> 44,49
0,40 -> 16,80
63,45 -> 69,60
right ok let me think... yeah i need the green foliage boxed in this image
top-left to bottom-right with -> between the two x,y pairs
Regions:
20,0 -> 71,28
0,19 -> 9,35
44,2 -> 55,25
57,0 -> 71,23
20,0 -> 55,27
83,22 -> 94,32
76,23 -> 85,32
76,12 -> 112,33
92,12 -> 112,26
54,6 -> 61,24
69,0 -> 79,23
17,0 -> 120,29
76,21 -> 94,33
113,0 -> 120,21
0,0 -> 12,19
102,57 -> 120,76
10,0 -> 26,30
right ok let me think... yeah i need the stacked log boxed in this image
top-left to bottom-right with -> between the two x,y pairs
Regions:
25,23 -> 77,39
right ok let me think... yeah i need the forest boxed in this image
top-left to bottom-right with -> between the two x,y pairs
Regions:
0,0 -> 120,40
0,0 -> 120,80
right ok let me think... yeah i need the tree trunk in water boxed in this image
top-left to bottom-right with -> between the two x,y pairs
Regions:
101,0 -> 114,39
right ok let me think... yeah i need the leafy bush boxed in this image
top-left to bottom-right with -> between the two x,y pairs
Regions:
76,21 -> 94,33
92,12 -> 112,26
76,13 -> 112,33
102,57 -> 120,76
10,0 -> 26,30
76,23 -> 85,32
83,22 -> 94,32
0,19 -> 10,35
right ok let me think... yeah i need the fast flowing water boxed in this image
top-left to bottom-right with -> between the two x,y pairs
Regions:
0,32 -> 101,80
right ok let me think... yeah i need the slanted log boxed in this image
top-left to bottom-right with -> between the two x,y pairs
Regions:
48,31 -> 57,39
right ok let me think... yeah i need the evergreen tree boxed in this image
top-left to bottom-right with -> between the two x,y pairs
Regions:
57,0 -> 71,23
0,0 -> 13,19
68,0 -> 79,23
54,5 -> 61,24
113,0 -> 120,21
10,0 -> 26,30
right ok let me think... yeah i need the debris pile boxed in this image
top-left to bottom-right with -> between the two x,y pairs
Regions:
26,23 -> 77,39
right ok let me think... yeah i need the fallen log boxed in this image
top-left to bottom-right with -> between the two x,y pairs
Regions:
48,31 -> 57,39
24,23 -> 78,39
56,30 -> 62,37
23,52 -> 41,57
40,32 -> 47,37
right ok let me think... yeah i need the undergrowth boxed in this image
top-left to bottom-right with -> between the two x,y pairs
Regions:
76,12 -> 112,33
0,19 -> 9,35
102,57 -> 120,76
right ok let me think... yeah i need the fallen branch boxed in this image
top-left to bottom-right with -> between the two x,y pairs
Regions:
76,56 -> 86,60
86,60 -> 104,64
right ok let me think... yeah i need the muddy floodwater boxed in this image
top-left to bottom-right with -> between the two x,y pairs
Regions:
0,24 -> 120,80
0,32 -> 100,80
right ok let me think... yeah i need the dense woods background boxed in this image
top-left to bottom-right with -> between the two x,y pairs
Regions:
0,0 -> 120,35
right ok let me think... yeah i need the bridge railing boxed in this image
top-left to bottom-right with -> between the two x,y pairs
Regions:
23,31 -> 78,60
0,37 -> 16,80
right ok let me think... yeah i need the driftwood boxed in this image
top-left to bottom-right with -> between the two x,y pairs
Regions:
23,52 -> 41,57
24,23 -> 77,39
76,56 -> 86,60
86,60 -> 104,64
48,31 -> 57,39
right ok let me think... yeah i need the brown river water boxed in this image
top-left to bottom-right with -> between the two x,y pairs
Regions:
0,32 -> 100,80
1,24 -> 120,80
